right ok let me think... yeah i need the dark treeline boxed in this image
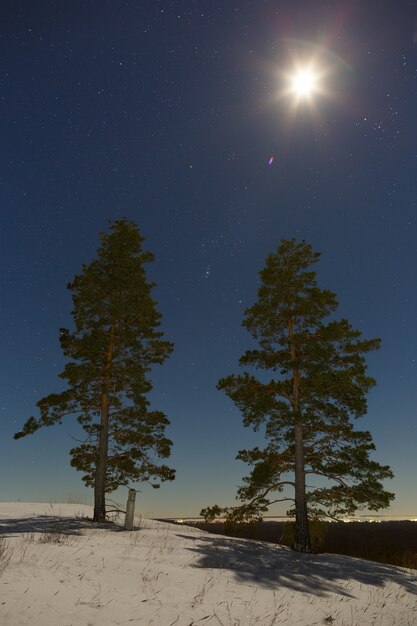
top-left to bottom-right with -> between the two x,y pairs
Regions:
164,519 -> 417,570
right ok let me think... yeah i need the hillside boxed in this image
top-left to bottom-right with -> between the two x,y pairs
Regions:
1,503 -> 416,625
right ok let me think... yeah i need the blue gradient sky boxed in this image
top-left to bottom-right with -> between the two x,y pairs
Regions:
1,1 -> 416,517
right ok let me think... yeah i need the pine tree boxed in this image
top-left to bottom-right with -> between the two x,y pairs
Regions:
15,219 -> 175,522
201,239 -> 394,552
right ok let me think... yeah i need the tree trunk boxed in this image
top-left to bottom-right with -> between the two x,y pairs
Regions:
289,316 -> 312,552
93,324 -> 115,523
93,390 -> 110,522
293,421 -> 311,552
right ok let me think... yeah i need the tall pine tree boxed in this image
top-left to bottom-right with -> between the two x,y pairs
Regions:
15,219 -> 175,522
201,239 -> 394,552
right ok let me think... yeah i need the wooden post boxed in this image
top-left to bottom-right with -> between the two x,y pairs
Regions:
125,489 -> 136,530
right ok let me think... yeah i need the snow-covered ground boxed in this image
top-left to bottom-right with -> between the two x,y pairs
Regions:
0,503 -> 416,625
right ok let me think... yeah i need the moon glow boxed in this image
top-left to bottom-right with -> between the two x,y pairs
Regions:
290,68 -> 318,96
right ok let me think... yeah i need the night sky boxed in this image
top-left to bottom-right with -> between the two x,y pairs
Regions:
1,1 -> 416,518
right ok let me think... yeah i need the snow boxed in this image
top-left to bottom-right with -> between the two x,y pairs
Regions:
0,503 -> 416,625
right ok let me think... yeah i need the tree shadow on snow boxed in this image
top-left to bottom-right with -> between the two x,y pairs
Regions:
0,515 -> 123,538
176,532 -> 417,596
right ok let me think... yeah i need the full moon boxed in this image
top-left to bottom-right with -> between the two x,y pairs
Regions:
290,68 -> 318,97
